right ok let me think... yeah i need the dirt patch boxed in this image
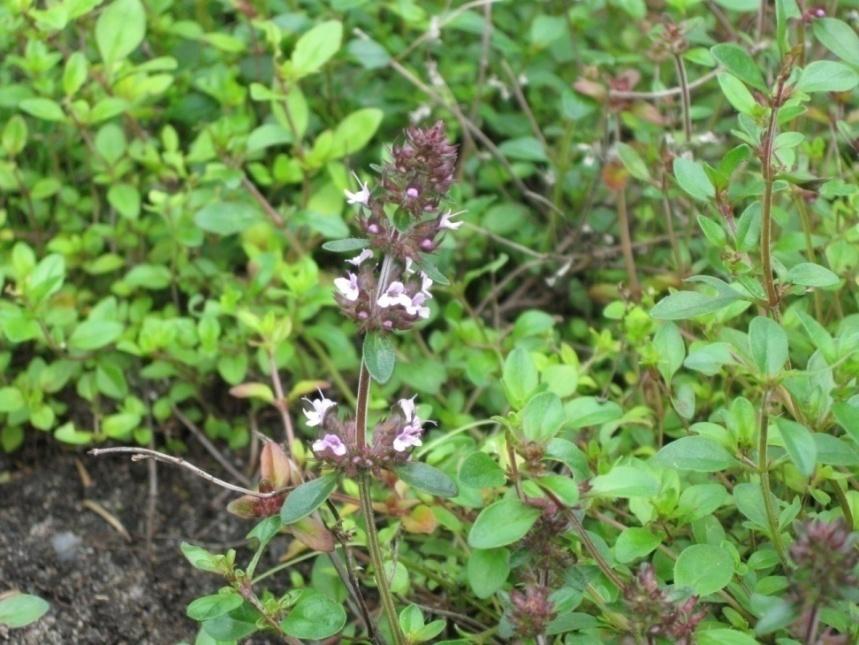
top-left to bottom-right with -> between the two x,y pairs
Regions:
0,443 -> 266,644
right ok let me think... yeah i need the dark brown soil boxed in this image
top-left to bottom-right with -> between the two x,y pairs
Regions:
0,442 -> 263,644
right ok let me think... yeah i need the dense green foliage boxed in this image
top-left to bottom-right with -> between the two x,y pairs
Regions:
2,0 -> 859,643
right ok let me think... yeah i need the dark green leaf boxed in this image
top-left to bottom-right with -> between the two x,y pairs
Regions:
281,474 -> 338,524
363,332 -> 395,384
394,461 -> 458,498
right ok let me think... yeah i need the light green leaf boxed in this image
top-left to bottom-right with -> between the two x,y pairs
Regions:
468,498 -> 541,549
291,20 -> 343,78
590,465 -> 659,499
281,590 -> 346,640
459,452 -> 506,489
503,347 -> 538,408
69,319 -> 123,351
466,548 -> 510,598
774,419 -> 816,477
614,527 -> 661,563
813,18 -> 859,66
96,0 -> 146,66
711,43 -> 766,91
615,142 -> 650,181
796,60 -> 859,93
19,98 -> 66,122
786,262 -> 840,288
748,316 -> 788,377
673,157 -> 715,201
674,544 -> 734,595
718,73 -> 758,115
194,202 -> 261,236
331,108 -> 383,157
0,592 -> 50,628
653,436 -> 736,472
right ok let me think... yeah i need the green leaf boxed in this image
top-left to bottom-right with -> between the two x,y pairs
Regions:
19,98 -> 66,122
281,590 -> 346,640
711,43 -> 766,91
653,323 -> 685,383
673,157 -> 715,202
69,319 -> 123,351
653,436 -> 736,472
833,402 -> 859,446
785,262 -> 840,288
195,202 -> 261,236
363,332 -> 395,384
63,51 -> 89,96
459,452 -> 506,489
291,20 -> 343,78
698,628 -> 759,645
466,548 -> 510,598
502,347 -> 538,408
2,115 -> 27,156
718,73 -> 758,115
0,386 -> 25,413
774,419 -> 816,477
651,289 -> 741,320
813,18 -> 859,66
813,433 -> 859,466
565,397 -> 622,428
180,542 -> 223,573
615,142 -> 650,181
674,544 -> 734,595
614,527 -> 661,563
281,474 -> 337,524
0,592 -> 50,628
321,238 -> 370,253
796,60 -> 859,93
187,590 -> 244,622
246,124 -> 293,153
748,316 -> 788,377
394,461 -> 458,498
590,465 -> 659,499
107,183 -> 141,220
521,391 -> 564,442
54,422 -> 92,445
498,137 -> 548,162
331,108 -> 383,157
537,474 -> 579,506
96,0 -> 146,66
468,498 -> 541,549
202,610 -> 258,641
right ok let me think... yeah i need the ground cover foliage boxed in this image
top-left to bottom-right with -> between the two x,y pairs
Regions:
1,0 -> 859,643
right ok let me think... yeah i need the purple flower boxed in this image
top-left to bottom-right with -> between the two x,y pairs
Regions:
312,433 -> 347,457
302,394 -> 337,427
404,292 -> 430,319
334,272 -> 360,301
393,425 -> 423,452
346,248 -> 373,266
344,173 -> 370,206
438,209 -> 464,231
377,281 -> 411,308
393,396 -> 425,452
419,272 -> 433,298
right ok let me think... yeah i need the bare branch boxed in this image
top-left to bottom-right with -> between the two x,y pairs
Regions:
88,447 -> 289,498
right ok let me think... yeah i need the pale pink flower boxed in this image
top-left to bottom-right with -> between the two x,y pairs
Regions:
344,173 -> 370,206
302,394 -> 337,427
438,210 -> 464,231
312,433 -> 347,457
346,249 -> 373,267
334,272 -> 360,301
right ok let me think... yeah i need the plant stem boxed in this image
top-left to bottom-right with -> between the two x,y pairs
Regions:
760,75 -> 788,309
672,53 -> 692,144
758,389 -> 787,564
355,363 -> 371,450
358,472 -> 406,644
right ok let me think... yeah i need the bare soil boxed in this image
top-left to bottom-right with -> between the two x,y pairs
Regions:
0,442 -> 261,644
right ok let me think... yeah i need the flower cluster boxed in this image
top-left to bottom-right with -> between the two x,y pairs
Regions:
789,518 -> 858,605
508,585 -> 555,639
331,121 -> 460,333
304,392 -> 430,474
333,258 -> 437,332
380,120 -> 458,217
623,563 -> 707,644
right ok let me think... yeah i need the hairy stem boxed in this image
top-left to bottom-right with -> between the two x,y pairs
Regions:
760,75 -> 788,309
359,472 -> 405,644
758,389 -> 787,564
672,53 -> 692,144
